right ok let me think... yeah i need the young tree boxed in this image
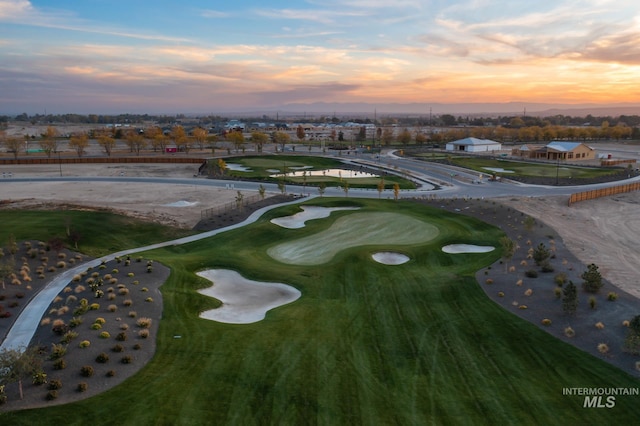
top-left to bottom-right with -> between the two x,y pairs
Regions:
562,280 -> 578,316
329,129 -> 337,143
393,182 -> 400,201
216,158 -> 227,176
258,184 -> 266,200
273,131 -> 290,152
317,182 -> 326,197
39,126 -> 59,158
235,191 -> 244,213
68,133 -> 89,157
377,177 -> 385,198
381,128 -> 394,146
623,314 -> 640,355
397,128 -> 412,145
2,135 -> 23,159
499,236 -> 517,272
226,131 -> 244,153
192,127 -> 208,150
208,134 -> 219,154
582,263 -> 603,293
0,260 -> 16,290
97,135 -> 116,156
0,346 -> 44,400
341,181 -> 349,197
251,131 -> 268,153
145,127 -> 165,153
533,243 -> 550,266
523,216 -> 536,232
171,125 -> 188,153
296,125 -> 305,143
125,131 -> 146,155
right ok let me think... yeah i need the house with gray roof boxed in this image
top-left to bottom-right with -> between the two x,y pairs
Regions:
512,141 -> 595,161
445,137 -> 502,152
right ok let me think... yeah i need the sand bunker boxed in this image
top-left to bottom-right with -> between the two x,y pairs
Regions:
163,200 -> 198,207
225,163 -> 252,172
371,252 -> 410,265
442,244 -> 495,254
268,212 -> 439,265
482,167 -> 515,173
270,206 -> 360,229
196,270 -> 301,324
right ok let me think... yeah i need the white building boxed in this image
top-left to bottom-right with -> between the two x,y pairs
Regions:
445,137 -> 502,152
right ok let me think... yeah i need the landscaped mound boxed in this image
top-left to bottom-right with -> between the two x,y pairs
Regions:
267,212 -> 439,265
196,269 -> 301,324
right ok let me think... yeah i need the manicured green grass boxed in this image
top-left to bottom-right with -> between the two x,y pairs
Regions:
223,155 -> 415,189
447,157 -> 619,179
0,210 -> 194,257
2,201 -> 639,425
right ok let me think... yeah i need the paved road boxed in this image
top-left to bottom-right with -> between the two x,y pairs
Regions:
2,151 -> 640,352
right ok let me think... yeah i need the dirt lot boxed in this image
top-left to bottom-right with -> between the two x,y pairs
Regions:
500,193 -> 640,299
0,164 -> 244,229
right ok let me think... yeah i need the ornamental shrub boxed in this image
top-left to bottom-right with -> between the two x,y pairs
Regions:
96,352 -> 110,363
80,365 -> 94,377
47,379 -> 62,390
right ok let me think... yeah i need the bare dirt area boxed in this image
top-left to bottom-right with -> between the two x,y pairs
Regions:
0,164 -> 258,229
500,192 -> 640,299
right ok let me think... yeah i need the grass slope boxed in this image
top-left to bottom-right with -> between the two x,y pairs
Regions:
2,200 -> 639,424
448,157 -> 618,179
0,210 -> 194,257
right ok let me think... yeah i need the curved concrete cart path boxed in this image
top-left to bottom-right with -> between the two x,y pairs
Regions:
0,196 -> 314,352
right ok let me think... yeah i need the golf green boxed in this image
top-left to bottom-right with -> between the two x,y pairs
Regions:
267,212 -> 438,265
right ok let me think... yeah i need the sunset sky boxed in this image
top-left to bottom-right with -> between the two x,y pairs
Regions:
1,0 -> 639,114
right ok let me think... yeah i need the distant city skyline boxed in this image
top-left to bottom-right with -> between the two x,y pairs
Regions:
1,0 -> 639,114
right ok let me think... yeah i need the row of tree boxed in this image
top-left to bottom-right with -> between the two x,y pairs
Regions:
5,112 -> 640,129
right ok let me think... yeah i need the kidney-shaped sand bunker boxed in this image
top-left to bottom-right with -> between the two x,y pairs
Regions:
197,269 -> 301,324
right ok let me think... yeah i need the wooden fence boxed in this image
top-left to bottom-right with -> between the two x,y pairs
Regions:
0,157 -> 204,165
568,182 -> 640,206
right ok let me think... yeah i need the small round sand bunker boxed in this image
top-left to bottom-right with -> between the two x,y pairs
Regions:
371,252 -> 410,265
442,244 -> 495,254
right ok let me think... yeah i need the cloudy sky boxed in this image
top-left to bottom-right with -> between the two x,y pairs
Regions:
1,0 -> 639,114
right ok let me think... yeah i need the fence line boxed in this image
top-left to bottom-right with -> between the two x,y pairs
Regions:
0,157 -> 204,165
568,182 -> 640,206
200,193 -> 263,219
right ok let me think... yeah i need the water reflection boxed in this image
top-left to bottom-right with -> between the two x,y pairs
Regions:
271,168 -> 378,178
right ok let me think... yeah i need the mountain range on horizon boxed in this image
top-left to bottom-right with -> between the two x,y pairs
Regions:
4,102 -> 640,119
262,101 -> 640,118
